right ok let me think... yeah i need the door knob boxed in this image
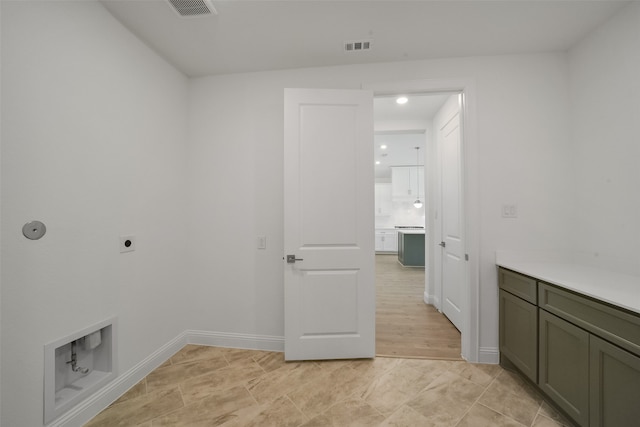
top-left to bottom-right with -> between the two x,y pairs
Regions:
439,241 -> 446,248
286,255 -> 304,263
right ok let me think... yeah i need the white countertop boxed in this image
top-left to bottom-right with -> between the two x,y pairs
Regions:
496,252 -> 640,314
397,229 -> 425,235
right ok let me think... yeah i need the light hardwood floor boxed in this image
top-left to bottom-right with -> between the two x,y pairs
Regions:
375,254 -> 462,360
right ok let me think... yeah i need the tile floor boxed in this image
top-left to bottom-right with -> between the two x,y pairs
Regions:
85,345 -> 574,427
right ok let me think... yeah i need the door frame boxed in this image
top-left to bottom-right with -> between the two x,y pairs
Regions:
364,78 -> 480,362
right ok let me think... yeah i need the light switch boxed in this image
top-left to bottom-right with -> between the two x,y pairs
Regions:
257,236 -> 267,249
502,204 -> 518,218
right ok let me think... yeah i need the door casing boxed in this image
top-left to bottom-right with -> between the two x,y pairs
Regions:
364,78 -> 481,362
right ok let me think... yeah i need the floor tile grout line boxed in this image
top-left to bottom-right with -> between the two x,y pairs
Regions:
466,373 -> 541,427
285,393 -> 311,426
450,372 -> 496,427
243,384 -> 261,407
177,384 -> 186,408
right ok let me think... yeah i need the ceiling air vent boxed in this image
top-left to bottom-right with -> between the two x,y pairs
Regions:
344,39 -> 373,53
167,0 -> 218,17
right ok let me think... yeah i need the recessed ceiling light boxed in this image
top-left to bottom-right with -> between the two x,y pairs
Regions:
396,96 -> 408,105
375,161 -> 381,165
380,145 -> 387,149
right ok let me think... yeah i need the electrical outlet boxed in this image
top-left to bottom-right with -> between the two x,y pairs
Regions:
120,235 -> 136,253
502,204 -> 518,218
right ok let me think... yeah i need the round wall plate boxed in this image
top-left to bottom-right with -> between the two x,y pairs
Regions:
23,221 -> 47,240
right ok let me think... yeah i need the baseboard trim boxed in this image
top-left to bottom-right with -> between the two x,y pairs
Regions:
49,330 -> 284,426
478,346 -> 499,364
424,293 -> 441,310
186,330 -> 284,352
424,292 -> 439,307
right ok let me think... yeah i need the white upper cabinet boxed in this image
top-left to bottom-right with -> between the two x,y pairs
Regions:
391,166 -> 424,201
374,183 -> 392,216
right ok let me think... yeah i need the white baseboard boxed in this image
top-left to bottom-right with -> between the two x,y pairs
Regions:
186,330 -> 284,352
49,330 -> 284,426
478,347 -> 500,364
424,292 -> 441,309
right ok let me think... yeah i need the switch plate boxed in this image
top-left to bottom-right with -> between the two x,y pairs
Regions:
502,204 -> 518,218
120,235 -> 136,253
257,236 -> 266,249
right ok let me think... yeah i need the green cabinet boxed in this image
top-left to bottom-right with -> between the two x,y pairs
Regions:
499,289 -> 537,382
499,268 -> 537,304
589,335 -> 640,427
498,267 -> 640,427
539,309 -> 589,426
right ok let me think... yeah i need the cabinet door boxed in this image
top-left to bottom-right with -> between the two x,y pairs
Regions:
375,232 -> 385,251
391,167 -> 424,201
375,183 -> 392,216
499,290 -> 538,382
539,309 -> 589,426
383,231 -> 398,252
590,335 -> 640,427
391,167 -> 412,200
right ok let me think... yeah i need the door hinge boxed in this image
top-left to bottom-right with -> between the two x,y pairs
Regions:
465,254 -> 469,261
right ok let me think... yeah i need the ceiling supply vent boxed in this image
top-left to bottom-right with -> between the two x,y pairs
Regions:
344,39 -> 373,53
167,0 -> 218,17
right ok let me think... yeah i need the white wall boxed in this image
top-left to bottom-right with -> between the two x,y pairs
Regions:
569,1 -> 640,276
3,1 -> 633,424
186,53 -> 574,358
1,1 -> 189,425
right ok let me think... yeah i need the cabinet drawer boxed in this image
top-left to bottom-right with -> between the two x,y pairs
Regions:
539,282 -> 640,356
498,268 -> 537,304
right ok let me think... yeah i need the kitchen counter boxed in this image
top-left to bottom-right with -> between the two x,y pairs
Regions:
496,252 -> 640,314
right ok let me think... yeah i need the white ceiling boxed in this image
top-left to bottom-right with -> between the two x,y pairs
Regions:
374,93 -> 451,179
375,93 -> 451,124
101,0 -> 629,78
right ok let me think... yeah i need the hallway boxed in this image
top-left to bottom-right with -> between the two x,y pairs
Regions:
375,255 -> 462,359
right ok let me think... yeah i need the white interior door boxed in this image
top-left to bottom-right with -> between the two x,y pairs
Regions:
436,94 -> 465,332
284,88 -> 375,361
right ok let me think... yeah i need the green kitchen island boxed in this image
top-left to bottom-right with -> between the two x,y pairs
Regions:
397,230 -> 425,267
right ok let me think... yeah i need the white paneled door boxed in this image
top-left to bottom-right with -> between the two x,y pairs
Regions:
284,88 -> 375,361
437,95 -> 465,333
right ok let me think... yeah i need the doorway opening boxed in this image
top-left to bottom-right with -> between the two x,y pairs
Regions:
373,92 -> 464,360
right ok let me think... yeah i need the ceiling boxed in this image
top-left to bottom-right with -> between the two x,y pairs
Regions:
100,0 -> 629,78
375,93 -> 451,124
374,93 -> 451,179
